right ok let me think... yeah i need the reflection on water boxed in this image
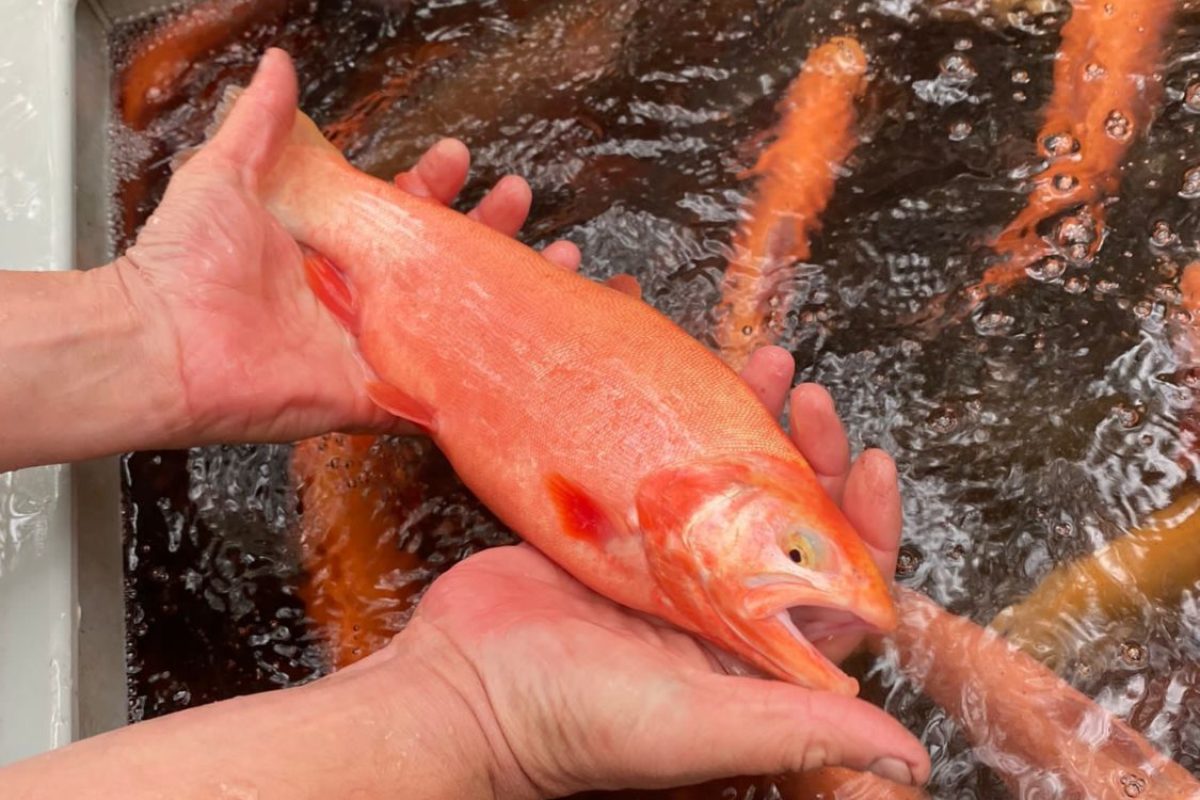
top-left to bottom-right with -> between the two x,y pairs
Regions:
114,0 -> 1200,796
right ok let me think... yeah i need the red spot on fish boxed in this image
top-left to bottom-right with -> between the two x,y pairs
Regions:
365,381 -> 436,434
546,474 -> 621,545
302,247 -> 359,335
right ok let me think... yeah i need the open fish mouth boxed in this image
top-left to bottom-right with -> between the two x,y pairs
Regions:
786,604 -> 880,643
733,583 -> 896,693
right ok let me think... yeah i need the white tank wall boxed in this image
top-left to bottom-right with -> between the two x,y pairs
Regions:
0,0 -> 128,767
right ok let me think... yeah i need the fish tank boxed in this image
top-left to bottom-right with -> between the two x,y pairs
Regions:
14,0 -> 1200,796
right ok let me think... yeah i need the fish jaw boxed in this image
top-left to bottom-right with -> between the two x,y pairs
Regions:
636,453 -> 897,695
730,576 -> 898,694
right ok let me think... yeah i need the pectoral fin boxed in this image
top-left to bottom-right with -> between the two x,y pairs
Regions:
302,247 -> 359,335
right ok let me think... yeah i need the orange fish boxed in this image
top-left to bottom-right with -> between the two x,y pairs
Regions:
117,0 -> 289,132
885,588 -> 1200,799
975,0 -> 1173,295
715,37 -> 868,372
344,0 -> 641,181
226,75 -> 896,695
291,434 -> 430,668
991,491 -> 1200,669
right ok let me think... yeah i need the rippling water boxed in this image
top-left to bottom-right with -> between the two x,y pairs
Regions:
113,0 -> 1200,796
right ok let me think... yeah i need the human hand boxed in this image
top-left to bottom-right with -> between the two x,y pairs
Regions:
109,49 -> 583,446
359,371 -> 923,798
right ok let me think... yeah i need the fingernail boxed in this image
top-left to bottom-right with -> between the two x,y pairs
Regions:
867,757 -> 914,786
253,48 -> 282,82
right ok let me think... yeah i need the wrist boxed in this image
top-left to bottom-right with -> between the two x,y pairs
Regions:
342,623 -> 541,800
0,265 -> 188,470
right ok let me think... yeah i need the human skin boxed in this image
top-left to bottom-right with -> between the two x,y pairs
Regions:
0,51 -> 927,795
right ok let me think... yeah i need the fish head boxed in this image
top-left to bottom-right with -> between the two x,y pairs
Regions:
636,453 -> 896,695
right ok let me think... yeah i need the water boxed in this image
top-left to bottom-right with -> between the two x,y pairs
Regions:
111,0 -> 1200,796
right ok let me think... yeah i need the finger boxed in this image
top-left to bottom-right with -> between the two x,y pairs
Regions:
841,449 -> 902,578
204,48 -> 299,184
787,383 -> 852,502
542,240 -> 582,272
605,273 -> 642,299
468,175 -> 533,237
738,346 -> 795,419
393,138 -> 470,205
636,673 -> 929,789
814,450 -> 903,664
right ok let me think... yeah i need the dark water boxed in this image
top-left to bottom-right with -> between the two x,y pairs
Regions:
113,0 -> 1200,796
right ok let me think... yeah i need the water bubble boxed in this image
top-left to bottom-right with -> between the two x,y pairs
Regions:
1052,520 -> 1073,537
1186,82 -> 1200,113
1179,166 -> 1200,199
949,120 -> 972,141
939,53 -> 977,83
1105,110 -> 1131,140
1011,68 -> 1030,84
896,546 -> 923,578
1064,275 -> 1088,294
1113,403 -> 1141,428
1084,63 -> 1107,81
1151,220 -> 1177,247
1027,256 -> 1066,282
1120,773 -> 1146,798
1043,132 -> 1078,157
1053,173 -> 1079,193
1120,640 -> 1147,665
928,406 -> 960,433
741,325 -> 753,336
1055,215 -> 1095,251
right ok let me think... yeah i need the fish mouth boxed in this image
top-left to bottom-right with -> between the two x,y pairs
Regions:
730,579 -> 896,694
785,603 -> 880,643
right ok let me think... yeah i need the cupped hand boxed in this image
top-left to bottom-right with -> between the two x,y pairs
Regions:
381,366 -> 924,797
111,49 -> 582,446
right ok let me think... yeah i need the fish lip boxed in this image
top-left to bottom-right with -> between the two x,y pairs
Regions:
770,609 -> 852,690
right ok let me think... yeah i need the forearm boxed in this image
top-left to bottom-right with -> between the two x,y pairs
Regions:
0,642 -> 504,800
0,267 -> 184,472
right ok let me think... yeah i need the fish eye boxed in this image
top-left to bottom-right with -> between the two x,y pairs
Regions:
783,534 -> 818,568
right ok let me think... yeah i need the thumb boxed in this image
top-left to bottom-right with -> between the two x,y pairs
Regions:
653,673 -> 930,788
203,47 -> 299,184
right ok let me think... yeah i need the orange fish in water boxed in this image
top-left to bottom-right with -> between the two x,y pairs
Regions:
990,491 -> 1200,670
344,0 -> 641,181
291,434 -> 431,668
884,588 -> 1200,800
715,37 -> 868,372
974,0 -> 1174,295
218,62 -> 897,696
117,0 -> 290,132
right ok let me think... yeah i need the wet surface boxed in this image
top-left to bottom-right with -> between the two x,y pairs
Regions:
113,0 -> 1200,796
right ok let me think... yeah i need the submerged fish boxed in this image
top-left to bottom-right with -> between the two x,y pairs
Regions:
117,0 -> 291,131
714,36 -> 868,372
343,0 -> 641,182
230,77 -> 896,695
975,0 -> 1174,294
991,492 -> 1200,670
291,434 -> 430,668
884,588 -> 1200,800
